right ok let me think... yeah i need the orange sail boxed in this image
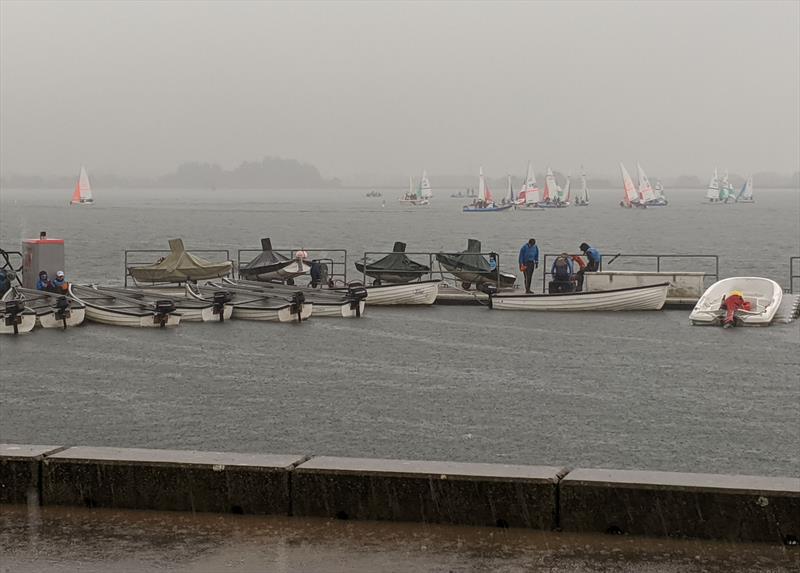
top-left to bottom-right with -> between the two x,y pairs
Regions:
70,183 -> 81,204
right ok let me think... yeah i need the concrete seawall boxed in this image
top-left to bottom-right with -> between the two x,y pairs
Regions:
2,443 -> 798,545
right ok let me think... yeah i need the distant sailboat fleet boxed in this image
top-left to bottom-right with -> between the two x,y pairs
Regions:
705,168 -> 755,204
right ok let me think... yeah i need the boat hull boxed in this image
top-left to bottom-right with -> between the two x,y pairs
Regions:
232,303 -> 312,322
38,307 -> 86,328
490,283 -> 669,311
462,204 -> 513,212
312,300 -> 366,317
339,281 -> 438,305
82,305 -> 181,327
690,277 -> 782,326
1,310 -> 36,334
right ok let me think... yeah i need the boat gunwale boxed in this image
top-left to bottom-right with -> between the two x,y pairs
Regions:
490,282 -> 670,299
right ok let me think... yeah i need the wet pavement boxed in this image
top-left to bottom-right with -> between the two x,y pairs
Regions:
0,504 -> 797,572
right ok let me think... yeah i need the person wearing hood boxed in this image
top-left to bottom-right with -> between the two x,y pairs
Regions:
549,252 -> 575,293
36,270 -> 51,291
576,242 -> 601,291
518,238 -> 539,293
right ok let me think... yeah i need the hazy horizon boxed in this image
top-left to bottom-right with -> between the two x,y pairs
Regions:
2,1 -> 799,180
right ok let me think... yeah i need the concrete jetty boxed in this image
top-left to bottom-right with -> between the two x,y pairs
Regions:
2,443 -> 798,545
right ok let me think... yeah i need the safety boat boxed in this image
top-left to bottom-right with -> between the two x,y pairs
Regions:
689,277 -> 782,326
69,284 -> 181,327
1,298 -> 36,334
489,283 -> 669,311
88,284 -> 232,322
463,168 -> 513,212
218,278 -> 367,318
187,283 -> 311,322
70,166 -> 94,205
436,239 -> 516,290
1,286 -> 85,328
354,241 -> 431,285
127,239 -> 233,284
239,238 -> 311,284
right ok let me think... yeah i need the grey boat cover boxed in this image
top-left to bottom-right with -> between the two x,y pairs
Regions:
128,239 -> 232,283
436,239 -> 494,271
356,242 -> 430,275
240,238 -> 291,276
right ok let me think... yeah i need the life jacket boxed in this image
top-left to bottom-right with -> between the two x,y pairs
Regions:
571,255 -> 586,270
553,256 -> 571,280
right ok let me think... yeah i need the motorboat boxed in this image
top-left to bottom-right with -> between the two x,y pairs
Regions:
436,239 -> 516,290
89,285 -> 232,322
69,284 -> 181,327
335,280 -> 439,305
217,278 -> 366,318
1,286 -> 85,328
239,238 -> 311,284
1,298 -> 36,334
489,283 -> 669,311
354,242 -> 431,285
127,239 -> 233,283
689,277 -> 782,326
187,283 -> 312,322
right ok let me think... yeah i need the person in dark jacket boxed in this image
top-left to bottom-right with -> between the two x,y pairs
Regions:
576,242 -> 601,291
51,270 -> 67,292
518,238 -> 539,293
36,270 -> 51,291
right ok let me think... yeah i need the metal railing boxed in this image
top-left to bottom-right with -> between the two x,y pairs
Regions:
124,249 -> 231,287
358,250 -> 504,289
541,253 -> 720,292
237,248 -> 348,286
790,256 -> 800,293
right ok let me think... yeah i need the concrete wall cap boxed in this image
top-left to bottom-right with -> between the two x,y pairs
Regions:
0,444 -> 65,460
562,468 -> 800,494
45,446 -> 306,470
296,456 -> 567,482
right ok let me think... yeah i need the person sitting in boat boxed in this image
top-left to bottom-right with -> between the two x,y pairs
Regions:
488,254 -> 498,271
518,239 -> 539,294
576,242 -> 601,291
719,290 -> 752,328
36,270 -> 52,291
0,268 -> 10,296
550,253 -> 574,292
50,270 -> 68,293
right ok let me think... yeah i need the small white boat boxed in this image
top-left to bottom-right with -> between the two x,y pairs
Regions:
463,168 -> 513,212
399,173 -> 431,206
220,278 -> 367,318
337,280 -> 439,305
188,284 -> 312,322
690,277 -> 782,326
490,283 -> 669,311
2,286 -> 86,328
91,285 -> 232,322
69,284 -> 181,327
1,299 -> 36,334
70,166 -> 94,205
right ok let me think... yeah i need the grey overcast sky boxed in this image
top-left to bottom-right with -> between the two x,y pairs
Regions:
1,0 -> 798,179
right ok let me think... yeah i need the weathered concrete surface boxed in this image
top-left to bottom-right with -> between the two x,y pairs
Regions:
293,456 -> 567,529
560,468 -> 800,543
0,444 -> 64,504
42,446 -> 307,514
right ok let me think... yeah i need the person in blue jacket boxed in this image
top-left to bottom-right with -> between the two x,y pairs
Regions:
518,238 -> 539,293
577,242 -> 602,291
551,253 -> 574,282
51,270 -> 67,292
36,270 -> 51,291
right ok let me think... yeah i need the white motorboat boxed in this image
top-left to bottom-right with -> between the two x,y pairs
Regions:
690,277 -> 782,326
336,280 -> 439,305
188,283 -> 312,322
2,286 -> 86,328
219,278 -> 366,318
1,299 -> 36,334
490,283 -> 669,311
69,284 -> 181,327
91,285 -> 232,322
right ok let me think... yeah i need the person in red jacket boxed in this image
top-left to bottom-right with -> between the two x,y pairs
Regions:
720,290 -> 751,328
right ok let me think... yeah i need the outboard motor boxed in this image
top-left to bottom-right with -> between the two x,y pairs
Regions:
479,283 -> 497,308
54,295 -> 72,328
346,284 -> 368,317
4,299 -> 25,334
153,299 -> 176,327
291,291 -> 306,322
212,290 -> 232,321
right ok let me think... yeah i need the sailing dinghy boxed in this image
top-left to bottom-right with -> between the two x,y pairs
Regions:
620,162 -> 645,208
69,284 -> 181,327
736,176 -> 754,203
127,239 -> 233,284
574,168 -> 590,206
70,166 -> 94,205
354,241 -> 431,285
399,172 -> 430,206
536,167 -> 567,208
517,163 -> 544,210
240,238 -> 311,284
463,168 -> 513,212
1,286 -> 85,328
436,239 -> 516,290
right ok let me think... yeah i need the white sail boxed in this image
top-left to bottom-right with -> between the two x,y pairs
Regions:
544,167 -> 558,202
706,168 -> 720,200
738,175 -> 754,200
579,169 -> 589,202
620,162 -> 638,205
505,174 -> 515,203
562,176 -> 571,203
637,163 -> 657,202
520,162 -> 539,204
478,167 -> 486,201
70,166 -> 94,204
654,180 -> 664,198
420,170 -> 432,198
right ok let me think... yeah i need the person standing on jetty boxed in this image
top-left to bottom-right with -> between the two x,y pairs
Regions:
518,238 -> 539,293
576,242 -> 601,291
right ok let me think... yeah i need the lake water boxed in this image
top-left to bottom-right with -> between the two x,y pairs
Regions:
1,187 -> 798,477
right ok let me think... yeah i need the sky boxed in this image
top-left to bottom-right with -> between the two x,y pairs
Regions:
1,0 -> 798,180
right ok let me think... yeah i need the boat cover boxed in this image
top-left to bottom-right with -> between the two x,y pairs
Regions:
128,239 -> 232,282
355,242 -> 430,282
240,238 -> 302,279
436,239 -> 494,272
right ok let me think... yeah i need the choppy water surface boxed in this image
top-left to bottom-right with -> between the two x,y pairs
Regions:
1,187 -> 798,476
